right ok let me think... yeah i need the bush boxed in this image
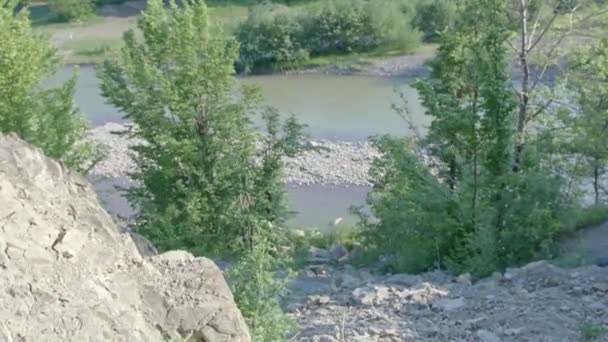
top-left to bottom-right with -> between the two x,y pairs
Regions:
304,0 -> 419,54
414,0 -> 458,42
99,0 -> 306,257
0,3 -> 103,172
235,0 -> 420,71
228,232 -> 295,341
236,4 -> 308,71
361,137 -> 572,276
95,0 -> 128,5
358,137 -> 460,274
359,0 -> 573,277
48,0 -> 94,22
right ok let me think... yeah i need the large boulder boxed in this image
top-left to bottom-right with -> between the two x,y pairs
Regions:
0,134 -> 250,341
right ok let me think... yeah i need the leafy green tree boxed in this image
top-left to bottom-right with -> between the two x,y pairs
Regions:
235,4 -> 308,72
563,39 -> 608,205
414,0 -> 458,42
362,0 -> 570,276
99,0 -> 305,256
304,0 -> 419,55
507,0 -> 608,172
47,0 -> 95,22
0,1 -> 102,172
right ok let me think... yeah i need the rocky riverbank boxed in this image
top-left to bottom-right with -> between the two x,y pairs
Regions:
90,122 -> 380,186
285,246 -> 608,341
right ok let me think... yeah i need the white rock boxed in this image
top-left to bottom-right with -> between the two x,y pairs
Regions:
352,286 -> 390,306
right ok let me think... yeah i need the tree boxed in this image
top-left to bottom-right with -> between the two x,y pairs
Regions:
47,0 -> 95,22
563,39 -> 608,205
414,0 -> 458,42
0,1 -> 102,172
362,0 -> 570,275
507,0 -> 608,172
99,0 -> 305,256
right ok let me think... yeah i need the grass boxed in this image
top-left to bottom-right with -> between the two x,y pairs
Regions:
572,205 -> 608,231
279,44 -> 437,71
60,38 -> 124,64
580,321 -> 608,342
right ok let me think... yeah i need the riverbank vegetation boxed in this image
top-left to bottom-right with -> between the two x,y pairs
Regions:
0,2 -> 104,173
356,0 -> 608,276
235,0 -> 421,72
29,0 -> 437,68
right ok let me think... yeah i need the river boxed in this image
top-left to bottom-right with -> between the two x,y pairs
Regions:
49,66 -> 428,229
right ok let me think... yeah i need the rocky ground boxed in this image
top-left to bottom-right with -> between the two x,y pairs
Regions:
90,122 -> 380,186
285,246 -> 608,342
0,134 -> 250,341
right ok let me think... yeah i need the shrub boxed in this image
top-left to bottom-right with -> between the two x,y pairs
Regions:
228,232 -> 295,342
236,4 -> 308,71
235,0 -> 420,72
304,0 -> 419,54
361,136 -> 572,276
359,0 -> 573,277
99,0 -> 305,256
303,0 -> 371,54
95,0 -> 128,4
0,3 -> 103,172
414,0 -> 458,42
47,0 -> 95,22
365,0 -> 421,51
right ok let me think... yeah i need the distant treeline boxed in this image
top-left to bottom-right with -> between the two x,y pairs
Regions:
235,0 -> 433,72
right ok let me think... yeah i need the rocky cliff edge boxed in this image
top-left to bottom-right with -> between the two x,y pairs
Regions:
0,134 -> 250,342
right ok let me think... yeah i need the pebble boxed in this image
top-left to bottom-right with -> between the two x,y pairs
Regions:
89,123 -> 383,186
315,335 -> 338,342
476,330 -> 502,342
434,297 -> 466,312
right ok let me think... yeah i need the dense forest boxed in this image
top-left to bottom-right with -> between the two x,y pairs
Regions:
2,0 -> 608,340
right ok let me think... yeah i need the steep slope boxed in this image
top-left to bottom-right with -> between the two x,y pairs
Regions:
0,134 -> 250,342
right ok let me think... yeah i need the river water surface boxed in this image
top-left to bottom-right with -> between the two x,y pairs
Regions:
51,66 -> 428,228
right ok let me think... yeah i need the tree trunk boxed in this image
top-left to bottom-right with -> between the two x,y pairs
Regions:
594,163 -> 600,206
513,0 -> 530,173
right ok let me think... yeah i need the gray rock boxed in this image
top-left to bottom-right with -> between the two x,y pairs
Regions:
592,283 -> 608,293
434,297 -> 466,312
308,295 -> 331,305
0,135 -> 250,342
333,272 -> 361,290
503,327 -> 524,336
315,335 -> 339,342
329,244 -> 349,261
596,256 -> 608,267
308,246 -> 332,262
456,273 -> 472,285
476,330 -> 502,342
129,231 -> 158,257
352,286 -> 390,306
385,273 -> 422,287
